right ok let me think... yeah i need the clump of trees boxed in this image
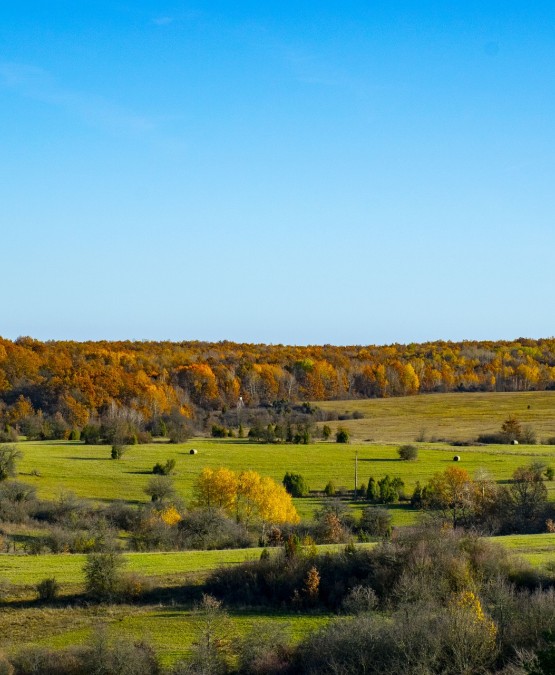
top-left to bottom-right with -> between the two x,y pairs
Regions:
282,472 -> 310,497
478,415 -> 537,445
193,468 -> 299,527
418,462 -> 555,533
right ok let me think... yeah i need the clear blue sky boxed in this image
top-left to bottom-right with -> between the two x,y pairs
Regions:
2,1 -> 554,345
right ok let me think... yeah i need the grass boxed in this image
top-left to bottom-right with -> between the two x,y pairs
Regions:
3,392 -> 555,663
0,603 -> 331,666
0,544 -> 368,590
317,390 -> 555,443
14,436 -> 555,526
1,534 -> 554,664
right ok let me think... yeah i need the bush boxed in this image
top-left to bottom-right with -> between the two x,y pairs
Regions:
152,458 -> 176,476
324,481 -> 336,497
110,444 -> 127,460
177,508 -> 252,550
36,577 -> 59,602
336,427 -> 350,443
144,476 -> 175,503
84,550 -> 125,601
322,425 -> 332,440
398,444 -> 418,461
342,584 -> 378,614
0,427 -> 18,443
81,424 -> 102,445
211,425 -> 228,438
359,507 -> 392,538
238,624 -> 293,675
283,472 -> 309,497
477,432 -> 505,444
520,425 -> 537,445
0,445 -> 22,481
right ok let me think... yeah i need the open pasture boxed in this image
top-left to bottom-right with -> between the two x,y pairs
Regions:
0,603 -> 330,666
317,390 -> 555,443
14,435 -> 555,523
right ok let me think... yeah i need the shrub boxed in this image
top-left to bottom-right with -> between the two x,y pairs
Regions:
68,428 -> 80,441
324,481 -> 336,497
336,427 -> 350,443
211,425 -> 228,438
118,572 -> 153,601
342,584 -> 378,614
545,466 -> 554,481
144,476 -> 176,503
360,507 -> 392,538
398,444 -> 418,461
477,432 -> 505,444
152,458 -> 176,476
110,444 -> 127,460
84,550 -> 125,601
177,508 -> 251,550
322,425 -> 332,440
238,624 -> 293,675
36,577 -> 59,602
520,425 -> 537,445
81,424 -> 102,445
283,472 -> 309,497
0,445 -> 22,481
0,426 -> 18,443
546,437 -> 555,446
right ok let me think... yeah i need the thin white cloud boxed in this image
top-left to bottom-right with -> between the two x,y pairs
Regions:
153,16 -> 174,26
0,62 -> 155,134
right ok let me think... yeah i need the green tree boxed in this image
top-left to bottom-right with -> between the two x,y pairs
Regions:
282,472 -> 309,497
398,444 -> 418,461
336,427 -> 350,443
366,477 -> 379,502
0,445 -> 22,481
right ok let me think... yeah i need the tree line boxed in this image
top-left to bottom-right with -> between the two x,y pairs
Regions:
1,336 -> 555,436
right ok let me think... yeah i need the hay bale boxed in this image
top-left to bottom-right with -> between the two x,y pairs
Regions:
511,439 -> 519,445
189,449 -> 198,455
453,455 -> 461,462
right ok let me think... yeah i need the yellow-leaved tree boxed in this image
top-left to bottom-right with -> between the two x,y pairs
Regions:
193,467 -> 299,526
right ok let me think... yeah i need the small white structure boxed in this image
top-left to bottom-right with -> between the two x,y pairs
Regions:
189,448 -> 198,455
453,455 -> 461,462
511,439 -> 519,445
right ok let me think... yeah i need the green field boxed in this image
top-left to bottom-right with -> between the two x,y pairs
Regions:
0,602 -> 330,666
0,544 -> 365,591
0,535 -> 554,663
13,435 -> 555,523
317,390 -> 555,443
2,391 -> 555,665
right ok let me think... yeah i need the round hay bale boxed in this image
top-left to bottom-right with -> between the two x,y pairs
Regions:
453,455 -> 461,462
189,449 -> 198,455
511,439 -> 519,445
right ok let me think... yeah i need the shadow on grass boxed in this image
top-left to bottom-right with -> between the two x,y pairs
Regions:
359,458 -> 401,463
67,457 -> 112,461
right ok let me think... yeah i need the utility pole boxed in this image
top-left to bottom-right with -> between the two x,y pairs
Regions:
354,449 -> 358,501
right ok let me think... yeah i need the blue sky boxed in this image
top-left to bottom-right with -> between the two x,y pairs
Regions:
2,1 -> 554,345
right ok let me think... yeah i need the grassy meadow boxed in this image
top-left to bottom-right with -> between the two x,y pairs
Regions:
317,390 -> 555,443
2,391 -> 555,664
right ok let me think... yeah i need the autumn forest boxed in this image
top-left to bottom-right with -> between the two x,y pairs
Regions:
1,336 -> 554,434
